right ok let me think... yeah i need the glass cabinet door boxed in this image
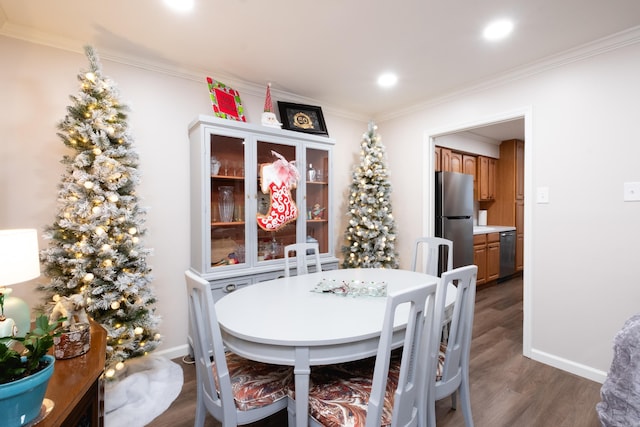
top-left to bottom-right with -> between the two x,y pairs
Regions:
255,139 -> 297,263
210,134 -> 246,268
305,147 -> 329,254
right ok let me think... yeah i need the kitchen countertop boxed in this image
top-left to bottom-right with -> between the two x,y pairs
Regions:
473,225 -> 516,235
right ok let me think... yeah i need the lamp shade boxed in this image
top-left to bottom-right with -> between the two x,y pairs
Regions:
0,229 -> 40,286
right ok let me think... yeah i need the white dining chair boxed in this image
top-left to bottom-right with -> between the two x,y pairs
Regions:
185,270 -> 293,427
284,242 -> 321,277
410,236 -> 453,276
288,278 -> 447,427
427,264 -> 478,427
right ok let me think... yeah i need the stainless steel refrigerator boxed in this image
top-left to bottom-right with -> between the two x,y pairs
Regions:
435,171 -> 474,271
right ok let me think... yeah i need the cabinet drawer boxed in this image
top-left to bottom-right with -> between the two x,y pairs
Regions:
473,234 -> 487,245
487,232 -> 500,244
210,277 -> 252,302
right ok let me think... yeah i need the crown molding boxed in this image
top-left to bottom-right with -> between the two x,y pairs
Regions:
3,18 -> 638,124
379,25 -> 640,122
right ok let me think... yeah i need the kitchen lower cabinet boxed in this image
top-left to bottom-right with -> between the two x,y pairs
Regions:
489,139 -> 525,272
516,200 -> 524,271
473,232 -> 500,285
487,232 -> 500,282
473,235 -> 487,286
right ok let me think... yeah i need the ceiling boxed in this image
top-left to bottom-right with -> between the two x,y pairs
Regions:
1,1 -> 639,138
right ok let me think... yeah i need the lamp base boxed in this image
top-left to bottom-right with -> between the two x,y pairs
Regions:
2,294 -> 30,338
0,317 -> 18,338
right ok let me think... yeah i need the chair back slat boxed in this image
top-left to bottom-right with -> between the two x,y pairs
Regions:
427,264 -> 478,427
411,237 -> 453,276
366,278 -> 446,427
439,267 -> 476,383
185,270 -> 238,423
284,242 -> 321,277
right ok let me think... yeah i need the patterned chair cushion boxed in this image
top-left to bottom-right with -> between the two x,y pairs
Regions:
436,342 -> 447,381
213,352 -> 293,411
288,352 -> 402,427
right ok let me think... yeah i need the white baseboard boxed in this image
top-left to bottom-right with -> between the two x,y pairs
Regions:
154,344 -> 190,362
530,348 -> 607,384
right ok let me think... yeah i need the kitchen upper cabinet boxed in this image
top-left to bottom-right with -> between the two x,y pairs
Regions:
478,156 -> 496,201
435,147 -> 477,179
463,155 -> 477,176
439,147 -> 452,171
516,140 -> 524,200
450,152 -> 463,173
435,146 -> 442,171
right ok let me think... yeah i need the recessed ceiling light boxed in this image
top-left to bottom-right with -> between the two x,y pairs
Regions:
163,0 -> 194,12
377,72 -> 398,88
483,19 -> 514,41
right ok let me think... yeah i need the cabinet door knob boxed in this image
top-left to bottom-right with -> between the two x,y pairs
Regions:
224,284 -> 237,293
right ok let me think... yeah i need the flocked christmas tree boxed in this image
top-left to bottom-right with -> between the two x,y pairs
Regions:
342,122 -> 399,268
39,46 -> 161,378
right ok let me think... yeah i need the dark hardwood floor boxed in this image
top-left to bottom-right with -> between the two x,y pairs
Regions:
148,275 -> 603,427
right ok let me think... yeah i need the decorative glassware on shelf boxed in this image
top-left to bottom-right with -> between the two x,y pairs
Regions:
307,163 -> 316,182
211,156 -> 221,175
218,186 -> 234,222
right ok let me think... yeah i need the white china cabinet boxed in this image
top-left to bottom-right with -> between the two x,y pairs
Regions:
189,115 -> 338,300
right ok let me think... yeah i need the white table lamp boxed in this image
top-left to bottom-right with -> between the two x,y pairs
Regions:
0,229 -> 40,338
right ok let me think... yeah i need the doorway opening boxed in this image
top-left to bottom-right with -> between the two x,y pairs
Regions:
423,107 -> 532,357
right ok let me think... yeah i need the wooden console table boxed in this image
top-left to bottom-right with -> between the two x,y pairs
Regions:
39,321 -> 106,427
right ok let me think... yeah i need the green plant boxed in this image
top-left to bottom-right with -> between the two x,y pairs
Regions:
0,314 -> 63,384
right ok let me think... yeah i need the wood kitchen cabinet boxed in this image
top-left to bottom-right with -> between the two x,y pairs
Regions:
516,199 -> 524,271
435,146 -> 442,171
478,156 -> 496,201
450,151 -> 463,173
488,139 -> 524,272
437,147 -> 452,171
487,232 -> 500,282
435,146 -> 477,178
473,234 -> 487,286
463,155 -> 477,177
473,232 -> 500,286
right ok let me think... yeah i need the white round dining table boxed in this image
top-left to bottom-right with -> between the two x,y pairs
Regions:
215,268 -> 456,427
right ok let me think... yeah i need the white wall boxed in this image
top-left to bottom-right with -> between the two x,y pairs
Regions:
434,132 -> 501,159
380,37 -> 640,382
0,36 -> 365,358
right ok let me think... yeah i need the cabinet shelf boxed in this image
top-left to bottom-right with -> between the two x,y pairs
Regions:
211,174 -> 244,180
212,221 -> 246,226
307,180 -> 328,185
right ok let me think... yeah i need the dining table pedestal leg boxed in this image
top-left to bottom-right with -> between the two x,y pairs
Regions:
293,347 -> 311,427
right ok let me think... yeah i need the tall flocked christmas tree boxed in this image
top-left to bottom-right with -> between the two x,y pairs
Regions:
39,46 -> 161,378
342,122 -> 399,268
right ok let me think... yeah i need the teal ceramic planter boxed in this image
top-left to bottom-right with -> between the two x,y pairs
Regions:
0,355 -> 55,427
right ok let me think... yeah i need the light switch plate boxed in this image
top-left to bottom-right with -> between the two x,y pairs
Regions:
623,182 -> 640,201
536,186 -> 549,204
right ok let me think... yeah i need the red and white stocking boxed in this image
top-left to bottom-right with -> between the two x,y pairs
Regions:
256,181 -> 298,231
256,152 -> 299,231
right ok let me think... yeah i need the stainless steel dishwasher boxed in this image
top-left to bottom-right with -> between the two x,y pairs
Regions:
499,230 -> 516,281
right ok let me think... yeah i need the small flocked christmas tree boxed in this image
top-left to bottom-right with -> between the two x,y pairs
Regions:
342,122 -> 399,268
39,46 -> 161,378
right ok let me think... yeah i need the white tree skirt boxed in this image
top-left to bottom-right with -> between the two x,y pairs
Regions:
105,354 -> 183,427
